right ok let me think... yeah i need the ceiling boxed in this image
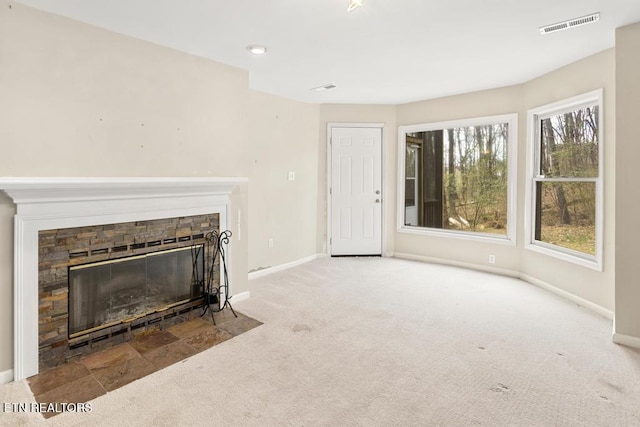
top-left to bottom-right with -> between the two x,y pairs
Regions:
14,0 -> 640,104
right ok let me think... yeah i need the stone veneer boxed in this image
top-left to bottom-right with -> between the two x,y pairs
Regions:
37,213 -> 219,371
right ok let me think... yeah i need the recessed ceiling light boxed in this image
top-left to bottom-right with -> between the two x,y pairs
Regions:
246,45 -> 267,55
311,84 -> 337,92
539,12 -> 600,35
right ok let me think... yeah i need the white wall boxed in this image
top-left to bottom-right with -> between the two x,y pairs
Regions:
615,22 -> 640,340
0,1 -> 320,374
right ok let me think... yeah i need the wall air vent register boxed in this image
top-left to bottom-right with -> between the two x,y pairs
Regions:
539,12 -> 600,35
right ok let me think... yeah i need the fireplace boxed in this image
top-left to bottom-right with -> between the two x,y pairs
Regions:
0,177 -> 247,381
36,213 -> 219,370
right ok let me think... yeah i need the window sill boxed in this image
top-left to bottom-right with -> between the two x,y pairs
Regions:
525,241 -> 603,271
398,225 -> 516,246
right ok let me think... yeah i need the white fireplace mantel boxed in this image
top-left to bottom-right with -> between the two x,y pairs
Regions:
0,177 -> 247,381
0,176 -> 246,204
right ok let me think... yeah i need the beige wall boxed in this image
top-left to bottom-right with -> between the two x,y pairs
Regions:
0,2 -> 319,373
615,22 -> 640,339
521,49 -> 616,310
391,50 -> 615,312
394,85 -> 525,273
2,0 -> 638,377
246,91 -> 320,270
318,53 -> 617,321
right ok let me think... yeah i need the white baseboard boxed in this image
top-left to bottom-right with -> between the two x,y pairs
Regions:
612,332 -> 640,350
520,273 -> 613,320
248,254 -> 323,280
229,291 -> 250,304
393,252 -> 613,320
0,369 -> 13,384
393,252 -> 519,278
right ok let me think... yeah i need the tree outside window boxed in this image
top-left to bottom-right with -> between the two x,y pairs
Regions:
398,114 -> 517,243
527,90 -> 603,269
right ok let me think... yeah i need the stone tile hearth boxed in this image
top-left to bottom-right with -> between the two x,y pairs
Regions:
27,310 -> 262,419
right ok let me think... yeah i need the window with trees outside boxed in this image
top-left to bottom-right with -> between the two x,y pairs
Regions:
526,90 -> 603,270
398,114 -> 517,242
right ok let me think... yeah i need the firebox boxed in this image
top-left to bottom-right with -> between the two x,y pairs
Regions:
68,245 -> 204,337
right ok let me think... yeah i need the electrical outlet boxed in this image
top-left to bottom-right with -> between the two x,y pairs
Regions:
268,238 -> 274,248
288,171 -> 296,181
488,254 -> 496,264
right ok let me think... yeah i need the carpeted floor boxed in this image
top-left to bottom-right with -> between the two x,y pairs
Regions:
1,256 -> 639,426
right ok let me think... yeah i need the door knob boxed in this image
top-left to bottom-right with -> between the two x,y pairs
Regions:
375,199 -> 381,203
375,190 -> 381,194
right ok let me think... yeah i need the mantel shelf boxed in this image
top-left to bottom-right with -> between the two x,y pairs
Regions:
0,177 -> 247,204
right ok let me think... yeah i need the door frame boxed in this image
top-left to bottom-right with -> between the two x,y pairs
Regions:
327,122 -> 386,256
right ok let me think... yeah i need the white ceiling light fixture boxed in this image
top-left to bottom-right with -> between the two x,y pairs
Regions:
539,12 -> 600,35
311,83 -> 337,92
347,0 -> 363,12
246,45 -> 267,55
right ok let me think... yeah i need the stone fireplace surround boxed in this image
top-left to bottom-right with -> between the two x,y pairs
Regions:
0,177 -> 246,381
39,213 -> 218,371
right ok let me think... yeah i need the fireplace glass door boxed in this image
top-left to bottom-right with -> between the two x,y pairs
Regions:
69,245 -> 204,336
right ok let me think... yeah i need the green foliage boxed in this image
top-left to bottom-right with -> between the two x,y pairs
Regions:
540,106 -> 598,179
442,123 -> 508,233
535,104 -> 598,255
540,225 -> 596,255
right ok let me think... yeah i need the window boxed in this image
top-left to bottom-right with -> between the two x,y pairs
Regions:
525,90 -> 603,270
398,114 -> 517,243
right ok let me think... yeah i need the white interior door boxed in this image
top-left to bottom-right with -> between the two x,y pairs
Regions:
330,126 -> 382,256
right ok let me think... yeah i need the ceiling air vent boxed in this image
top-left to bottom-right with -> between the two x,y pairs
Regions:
539,12 -> 600,35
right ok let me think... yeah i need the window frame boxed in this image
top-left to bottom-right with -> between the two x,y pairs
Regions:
524,89 -> 604,270
397,113 -> 518,244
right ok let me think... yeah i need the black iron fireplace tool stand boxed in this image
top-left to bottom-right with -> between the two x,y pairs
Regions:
201,230 -> 237,325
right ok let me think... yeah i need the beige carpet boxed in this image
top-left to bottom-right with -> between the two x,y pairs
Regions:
2,256 -> 640,426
